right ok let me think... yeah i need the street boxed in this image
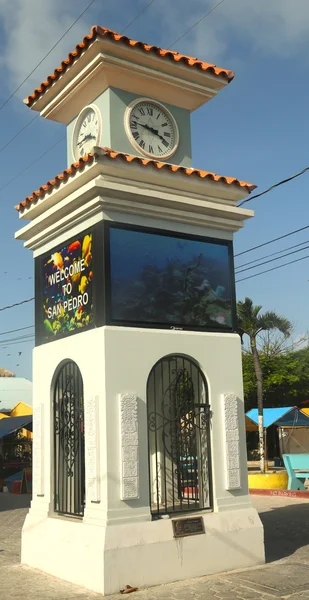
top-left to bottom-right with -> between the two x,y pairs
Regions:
1,494 -> 309,599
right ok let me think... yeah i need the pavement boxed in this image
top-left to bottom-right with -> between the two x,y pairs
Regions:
2,494 -> 309,599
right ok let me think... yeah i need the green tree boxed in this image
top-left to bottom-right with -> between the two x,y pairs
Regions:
243,346 -> 309,410
237,297 -> 292,473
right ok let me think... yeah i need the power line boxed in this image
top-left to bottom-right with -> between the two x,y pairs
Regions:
0,334 -> 34,345
121,0 -> 157,34
0,1 -> 157,161
235,253 -> 309,283
0,0 -> 97,151
0,136 -> 65,194
238,165 -> 309,208
0,325 -> 34,337
235,239 -> 309,270
235,243 -> 309,275
0,298 -> 34,312
0,337 -> 35,348
168,0 -> 226,48
0,0 -> 98,112
234,225 -> 309,257
1,6 -> 237,319
0,114 -> 39,156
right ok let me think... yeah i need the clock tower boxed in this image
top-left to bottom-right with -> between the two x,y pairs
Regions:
16,25 -> 264,596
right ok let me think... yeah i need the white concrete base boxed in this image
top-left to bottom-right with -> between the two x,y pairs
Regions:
21,506 -> 265,595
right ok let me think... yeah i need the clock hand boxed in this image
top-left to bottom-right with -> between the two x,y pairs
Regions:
138,123 -> 167,146
156,132 -> 166,144
77,134 -> 96,147
140,123 -> 160,136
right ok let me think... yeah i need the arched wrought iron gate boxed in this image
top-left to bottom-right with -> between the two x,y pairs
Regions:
147,355 -> 212,516
53,360 -> 85,517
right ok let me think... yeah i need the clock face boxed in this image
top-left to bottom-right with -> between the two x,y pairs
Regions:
125,98 -> 179,160
73,105 -> 101,160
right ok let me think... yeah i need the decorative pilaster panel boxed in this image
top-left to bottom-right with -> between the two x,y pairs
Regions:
119,393 -> 139,500
222,393 -> 241,490
85,395 -> 100,503
33,403 -> 44,496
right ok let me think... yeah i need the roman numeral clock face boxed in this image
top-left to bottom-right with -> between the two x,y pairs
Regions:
73,105 -> 101,160
125,99 -> 179,160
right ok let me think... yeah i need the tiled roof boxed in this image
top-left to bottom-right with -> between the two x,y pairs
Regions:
15,148 -> 255,212
24,25 -> 234,108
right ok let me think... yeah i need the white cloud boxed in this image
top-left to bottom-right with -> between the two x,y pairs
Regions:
0,0 -> 94,98
1,0 -> 309,100
152,0 -> 309,64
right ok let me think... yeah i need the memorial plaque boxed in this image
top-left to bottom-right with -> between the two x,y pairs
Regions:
172,516 -> 205,538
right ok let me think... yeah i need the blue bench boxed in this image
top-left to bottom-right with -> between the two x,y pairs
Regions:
282,454 -> 309,490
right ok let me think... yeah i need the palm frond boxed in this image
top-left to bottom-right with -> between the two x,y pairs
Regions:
257,312 -> 292,336
237,297 -> 262,336
237,298 -> 292,340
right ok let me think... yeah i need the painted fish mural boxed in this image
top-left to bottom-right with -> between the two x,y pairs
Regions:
42,232 -> 94,339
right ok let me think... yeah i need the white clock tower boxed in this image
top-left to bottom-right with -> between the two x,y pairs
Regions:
16,25 -> 264,596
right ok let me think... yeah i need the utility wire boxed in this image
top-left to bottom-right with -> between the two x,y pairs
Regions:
121,0 -> 157,34
238,165 -> 309,208
168,0 -> 226,48
0,334 -> 34,345
0,1 -> 157,163
0,298 -> 34,312
0,115 -> 39,156
0,4 -> 167,315
0,325 -> 34,337
235,243 -> 309,274
235,239 -> 309,270
236,253 -> 309,283
234,225 -> 309,257
0,337 -> 35,348
0,0 -> 98,112
8,238 -> 309,309
0,136 -> 65,194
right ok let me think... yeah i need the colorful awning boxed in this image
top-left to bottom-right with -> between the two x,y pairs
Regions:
245,407 -> 309,431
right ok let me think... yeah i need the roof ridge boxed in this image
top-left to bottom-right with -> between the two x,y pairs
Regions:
24,25 -> 234,108
15,147 -> 255,212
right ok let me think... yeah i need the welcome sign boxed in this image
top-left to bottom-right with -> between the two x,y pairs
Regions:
41,231 -> 94,341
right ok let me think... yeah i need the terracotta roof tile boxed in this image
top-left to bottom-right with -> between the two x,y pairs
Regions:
15,154 -> 96,211
24,25 -> 234,108
15,148 -> 255,212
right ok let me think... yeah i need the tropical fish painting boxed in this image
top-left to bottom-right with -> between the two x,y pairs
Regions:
42,232 -> 94,340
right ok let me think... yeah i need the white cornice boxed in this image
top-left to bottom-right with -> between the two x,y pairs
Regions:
17,152 -> 253,219
15,156 -> 253,246
29,38 -> 229,123
16,186 -> 250,252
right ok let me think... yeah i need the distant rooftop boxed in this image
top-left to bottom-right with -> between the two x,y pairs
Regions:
0,378 -> 32,412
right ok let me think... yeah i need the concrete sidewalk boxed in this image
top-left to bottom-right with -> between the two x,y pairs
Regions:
1,494 -> 309,599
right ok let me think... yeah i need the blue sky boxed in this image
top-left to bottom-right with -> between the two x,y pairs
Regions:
0,0 -> 309,380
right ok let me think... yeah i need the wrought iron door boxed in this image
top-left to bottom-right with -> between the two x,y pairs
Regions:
53,361 -> 85,517
147,355 -> 212,516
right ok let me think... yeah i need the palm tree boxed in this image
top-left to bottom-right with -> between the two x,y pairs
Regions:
237,297 -> 292,473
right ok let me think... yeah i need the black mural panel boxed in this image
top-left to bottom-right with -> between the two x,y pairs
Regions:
104,222 -> 237,332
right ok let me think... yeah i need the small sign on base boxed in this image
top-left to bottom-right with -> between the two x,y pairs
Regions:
172,516 -> 205,538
